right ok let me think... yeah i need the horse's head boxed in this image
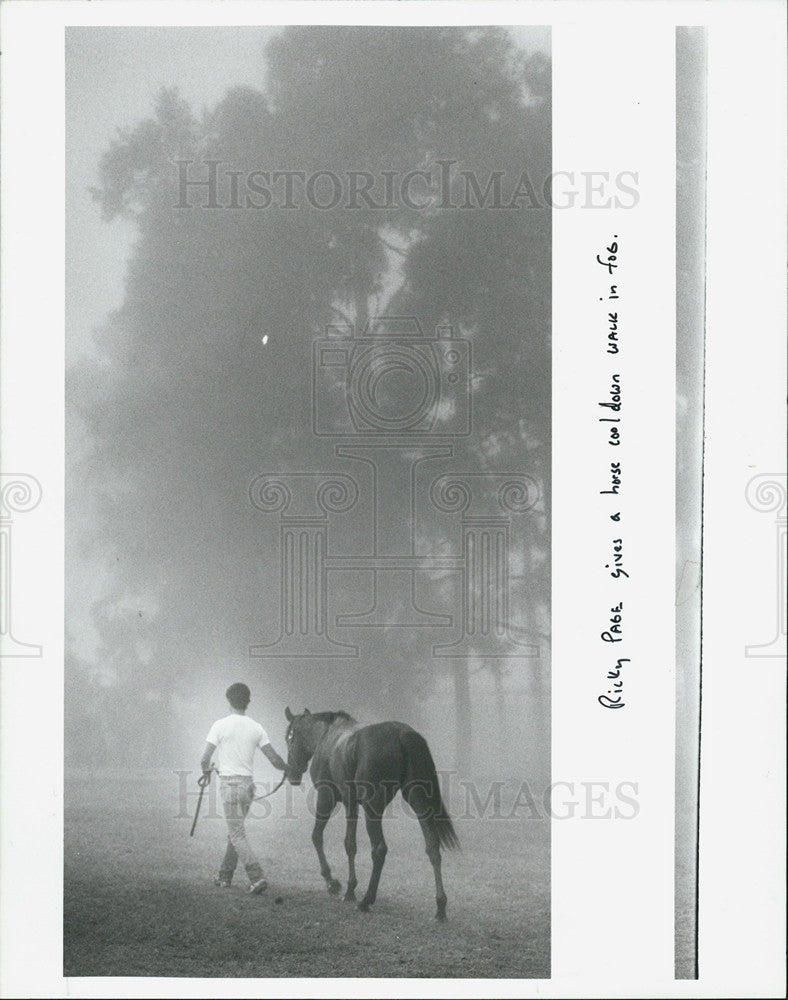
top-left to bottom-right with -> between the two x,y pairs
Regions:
283,707 -> 319,785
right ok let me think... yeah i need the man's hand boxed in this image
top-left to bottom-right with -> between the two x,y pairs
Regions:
261,743 -> 287,771
201,741 -> 217,777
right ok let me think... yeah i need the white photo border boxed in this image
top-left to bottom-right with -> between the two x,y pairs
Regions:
0,2 -> 785,998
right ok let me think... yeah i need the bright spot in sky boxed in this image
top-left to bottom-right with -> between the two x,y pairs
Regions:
261,335 -> 269,345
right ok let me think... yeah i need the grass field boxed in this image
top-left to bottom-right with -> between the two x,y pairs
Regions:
64,769 -> 550,979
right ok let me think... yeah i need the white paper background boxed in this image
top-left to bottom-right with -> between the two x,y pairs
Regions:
0,2 -> 785,998
552,17 -> 675,987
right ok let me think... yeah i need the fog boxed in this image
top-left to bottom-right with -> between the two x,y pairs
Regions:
65,26 -> 552,788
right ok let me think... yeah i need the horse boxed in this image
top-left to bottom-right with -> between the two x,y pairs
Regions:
283,707 -> 459,920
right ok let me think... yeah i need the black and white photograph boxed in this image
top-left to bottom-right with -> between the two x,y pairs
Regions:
0,2 -> 785,998
63,22 -> 552,979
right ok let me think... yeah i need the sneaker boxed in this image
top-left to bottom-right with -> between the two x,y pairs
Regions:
214,878 -> 232,888
249,877 -> 268,895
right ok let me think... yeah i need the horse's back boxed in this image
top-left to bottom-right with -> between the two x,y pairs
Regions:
320,719 -> 434,795
356,720 -> 418,751
351,721 -> 426,782
357,720 -> 415,743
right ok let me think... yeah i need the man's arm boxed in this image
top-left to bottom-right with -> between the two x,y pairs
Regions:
201,741 -> 216,776
260,742 -> 287,771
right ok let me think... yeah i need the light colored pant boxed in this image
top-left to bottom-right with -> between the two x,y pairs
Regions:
218,775 -> 264,884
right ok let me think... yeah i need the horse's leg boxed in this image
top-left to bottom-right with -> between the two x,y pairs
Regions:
404,784 -> 448,920
343,789 -> 358,903
418,816 -> 447,920
357,805 -> 387,913
312,784 -> 341,894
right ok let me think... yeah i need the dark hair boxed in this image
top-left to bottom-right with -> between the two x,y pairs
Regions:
226,682 -> 251,710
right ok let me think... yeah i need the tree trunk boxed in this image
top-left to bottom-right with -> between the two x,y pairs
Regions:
493,666 -> 508,761
452,660 -> 472,776
386,656 -> 419,726
354,269 -> 369,334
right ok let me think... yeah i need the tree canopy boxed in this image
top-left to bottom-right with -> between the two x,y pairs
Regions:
68,27 -> 551,774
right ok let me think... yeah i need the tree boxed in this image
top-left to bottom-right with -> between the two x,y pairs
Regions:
69,27 -> 551,774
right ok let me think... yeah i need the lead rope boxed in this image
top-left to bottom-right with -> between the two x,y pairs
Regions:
189,766 -> 218,837
253,771 -> 287,801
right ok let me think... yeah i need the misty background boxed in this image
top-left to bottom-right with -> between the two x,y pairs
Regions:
65,26 -> 552,785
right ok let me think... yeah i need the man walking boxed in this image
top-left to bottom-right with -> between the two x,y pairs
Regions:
201,682 -> 287,894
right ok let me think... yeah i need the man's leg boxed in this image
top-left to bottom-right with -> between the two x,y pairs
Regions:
218,835 -> 238,885
222,778 -> 265,886
217,780 -> 238,885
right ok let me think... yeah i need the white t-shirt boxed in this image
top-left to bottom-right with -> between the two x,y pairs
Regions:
205,714 -> 270,777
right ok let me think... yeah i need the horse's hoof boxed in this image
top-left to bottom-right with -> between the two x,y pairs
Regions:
357,901 -> 371,913
343,891 -> 356,903
327,880 -> 342,895
435,911 -> 447,922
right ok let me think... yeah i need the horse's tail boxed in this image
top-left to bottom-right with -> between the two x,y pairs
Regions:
400,728 -> 460,851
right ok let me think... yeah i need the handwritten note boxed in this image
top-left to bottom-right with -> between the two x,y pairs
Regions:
596,236 -> 631,709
